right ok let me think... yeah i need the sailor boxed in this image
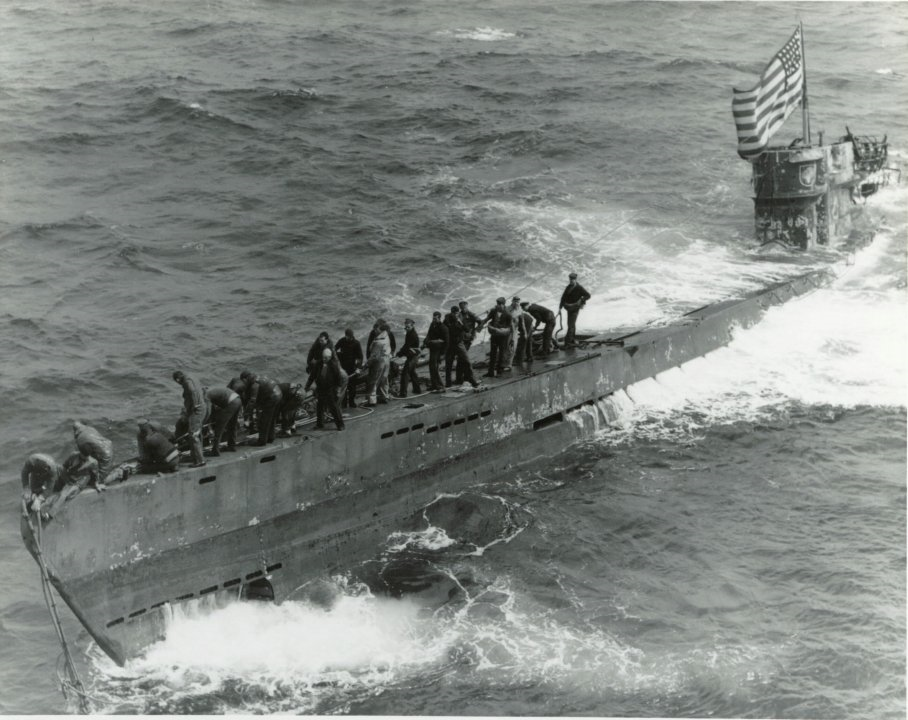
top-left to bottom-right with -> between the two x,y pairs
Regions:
305,348 -> 346,430
206,386 -> 243,453
306,332 -> 333,376
421,311 -> 448,392
61,450 -> 101,492
335,328 -> 364,408
276,382 -> 307,435
559,272 -> 591,346
445,306 -> 480,388
228,374 -> 256,432
396,318 -> 422,397
507,297 -> 525,367
443,305 -> 463,387
364,322 -> 393,406
477,297 -> 512,377
172,371 -> 207,467
20,453 -> 65,512
72,420 -> 114,478
136,419 -> 180,473
254,375 -> 283,446
514,300 -> 535,364
366,318 -> 397,356
458,301 -> 482,350
525,300 -> 558,354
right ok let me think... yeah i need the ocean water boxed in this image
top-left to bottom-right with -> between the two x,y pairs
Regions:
0,0 -> 905,716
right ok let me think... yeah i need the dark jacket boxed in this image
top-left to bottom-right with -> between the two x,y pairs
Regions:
207,386 -> 240,410
335,336 -> 364,373
444,313 -> 467,346
397,327 -> 421,359
484,306 -> 513,335
526,303 -> 556,324
559,282 -> 591,309
180,375 -> 206,415
307,337 -> 332,373
305,358 -> 344,397
460,309 -> 482,340
422,320 -> 449,351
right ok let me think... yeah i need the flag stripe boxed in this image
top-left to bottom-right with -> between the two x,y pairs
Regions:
731,27 -> 804,160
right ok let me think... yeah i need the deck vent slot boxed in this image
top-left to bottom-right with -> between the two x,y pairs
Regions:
266,562 -> 283,572
403,403 -> 426,409
223,578 -> 241,588
623,346 -> 639,358
128,609 -> 146,618
381,431 -> 394,439
440,421 -> 452,429
175,593 -> 194,601
106,617 -> 124,628
480,410 -> 492,418
467,413 -> 479,421
411,423 -> 424,431
246,570 -> 263,580
426,426 -> 438,434
453,417 -> 466,425
150,601 -> 167,610
259,455 -> 276,464
396,427 -> 409,435
533,412 -> 564,431
199,475 -> 217,485
200,585 -> 218,596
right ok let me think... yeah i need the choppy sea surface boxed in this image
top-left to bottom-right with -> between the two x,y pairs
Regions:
0,1 -> 905,716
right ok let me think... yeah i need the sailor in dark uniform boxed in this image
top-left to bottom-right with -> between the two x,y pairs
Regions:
172,371 -> 207,467
254,375 -> 283,446
335,328 -> 364,408
397,318 -> 422,397
306,332 -> 333,376
515,301 -> 535,363
276,382 -> 306,436
478,297 -> 512,377
444,306 -> 480,387
228,374 -> 255,432
559,272 -> 591,346
458,301 -> 482,350
421,311 -> 448,391
525,301 -> 558,354
136,420 -> 180,472
72,420 -> 113,479
305,348 -> 346,430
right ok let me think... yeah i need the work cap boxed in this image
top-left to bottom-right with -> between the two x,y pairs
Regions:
496,296 -> 506,304
520,301 -> 529,308
450,305 -> 459,313
405,318 -> 415,325
433,311 -> 442,318
512,296 -> 520,303
569,272 -> 578,279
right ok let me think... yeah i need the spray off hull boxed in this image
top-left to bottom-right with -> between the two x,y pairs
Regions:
21,269 -> 833,666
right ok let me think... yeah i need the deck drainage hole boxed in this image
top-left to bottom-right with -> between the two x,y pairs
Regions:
259,455 -> 276,464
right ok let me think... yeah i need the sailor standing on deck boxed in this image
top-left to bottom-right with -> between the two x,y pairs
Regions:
335,328 -> 364,408
514,300 -> 535,364
477,297 -> 512,377
421,311 -> 448,392
305,348 -> 346,430
397,318 -> 422,397
559,272 -> 591,347
364,322 -> 393,406
458,301 -> 482,350
172,371 -> 207,467
253,375 -> 283,446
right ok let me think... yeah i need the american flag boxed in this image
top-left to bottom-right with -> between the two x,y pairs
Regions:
732,27 -> 804,160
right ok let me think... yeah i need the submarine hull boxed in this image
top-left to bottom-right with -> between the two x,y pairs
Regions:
22,269 -> 833,665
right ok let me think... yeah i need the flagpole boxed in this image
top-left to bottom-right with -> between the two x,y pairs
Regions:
800,21 -> 811,145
